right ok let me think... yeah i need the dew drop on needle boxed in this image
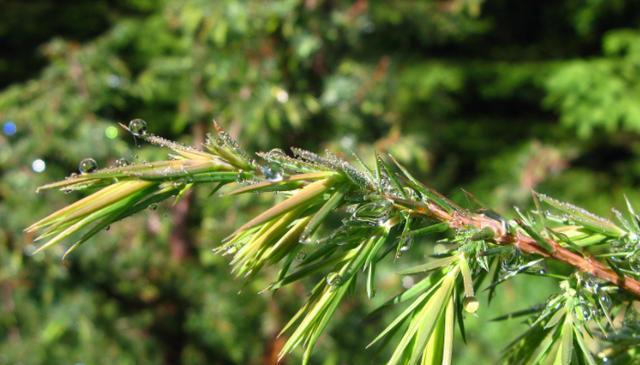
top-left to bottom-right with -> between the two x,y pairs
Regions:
128,118 -> 148,137
326,272 -> 343,288
261,165 -> 283,182
79,158 -> 98,174
115,158 -> 129,167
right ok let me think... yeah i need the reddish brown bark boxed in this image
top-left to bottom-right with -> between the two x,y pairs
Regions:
391,197 -> 640,298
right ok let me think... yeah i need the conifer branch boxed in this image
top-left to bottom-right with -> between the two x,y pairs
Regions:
26,120 -> 640,364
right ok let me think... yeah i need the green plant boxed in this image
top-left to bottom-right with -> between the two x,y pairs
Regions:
27,120 -> 640,364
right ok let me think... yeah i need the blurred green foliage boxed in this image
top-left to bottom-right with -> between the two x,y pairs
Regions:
2,0 -> 640,364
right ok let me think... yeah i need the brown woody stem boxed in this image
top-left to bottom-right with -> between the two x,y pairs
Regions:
389,197 -> 640,298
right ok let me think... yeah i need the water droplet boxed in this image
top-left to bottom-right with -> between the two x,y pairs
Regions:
31,159 -> 46,173
610,255 -> 624,264
235,170 -> 248,183
583,276 -> 600,293
395,234 -> 413,258
128,118 -> 147,137
115,158 -> 129,167
149,203 -> 158,211
296,251 -> 307,261
300,235 -> 317,245
399,234 -> 414,253
463,296 -> 480,313
600,294 -> 611,307
211,126 -> 251,161
326,272 -> 343,288
261,165 -> 283,182
78,158 -> 98,174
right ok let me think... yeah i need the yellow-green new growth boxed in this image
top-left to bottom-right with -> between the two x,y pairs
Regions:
26,120 -> 640,365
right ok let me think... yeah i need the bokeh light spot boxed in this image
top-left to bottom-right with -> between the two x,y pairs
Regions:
32,159 -> 46,173
3,120 -> 17,136
105,126 -> 119,139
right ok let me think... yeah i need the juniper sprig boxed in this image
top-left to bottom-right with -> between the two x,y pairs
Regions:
27,120 -> 640,364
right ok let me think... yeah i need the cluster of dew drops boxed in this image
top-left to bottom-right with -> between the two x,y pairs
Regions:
257,162 -> 350,286
579,275 -> 614,320
75,119 -> 148,175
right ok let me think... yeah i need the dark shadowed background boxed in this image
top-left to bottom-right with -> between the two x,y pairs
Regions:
1,0 -> 640,364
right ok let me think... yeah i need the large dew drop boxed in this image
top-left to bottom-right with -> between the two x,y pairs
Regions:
79,158 -> 98,174
261,165 -> 283,182
326,272 -> 344,288
128,118 -> 148,137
